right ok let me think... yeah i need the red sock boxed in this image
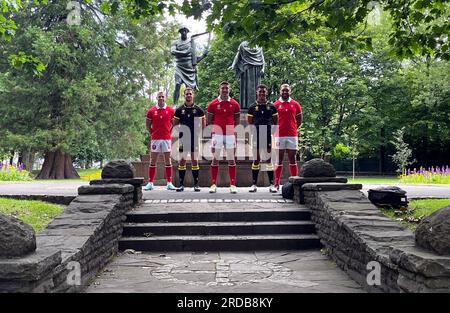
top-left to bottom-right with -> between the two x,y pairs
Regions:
228,165 -> 236,186
165,165 -> 172,183
289,163 -> 298,176
211,165 -> 219,185
275,164 -> 283,186
148,165 -> 156,183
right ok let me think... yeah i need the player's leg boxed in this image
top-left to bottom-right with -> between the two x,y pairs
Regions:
145,147 -> 159,190
163,140 -> 176,190
287,149 -> 298,176
176,157 -> 186,192
274,141 -> 286,190
191,152 -> 201,191
209,135 -> 222,193
250,150 -> 260,193
287,137 -> 298,176
263,136 -> 276,192
225,135 -> 237,193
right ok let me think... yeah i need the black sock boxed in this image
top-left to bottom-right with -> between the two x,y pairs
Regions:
267,170 -> 274,185
252,163 -> 260,185
178,165 -> 186,186
192,165 -> 200,185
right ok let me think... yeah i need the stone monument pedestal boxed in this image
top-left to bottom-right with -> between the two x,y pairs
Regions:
133,155 -> 300,187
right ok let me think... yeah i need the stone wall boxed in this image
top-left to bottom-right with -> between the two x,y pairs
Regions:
0,184 -> 138,293
299,182 -> 450,293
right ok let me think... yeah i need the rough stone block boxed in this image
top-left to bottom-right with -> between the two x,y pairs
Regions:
101,160 -> 136,179
0,214 -> 36,257
415,205 -> 450,255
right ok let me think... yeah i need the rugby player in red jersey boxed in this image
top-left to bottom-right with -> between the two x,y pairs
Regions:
273,84 -> 303,190
144,91 -> 176,191
206,81 -> 240,194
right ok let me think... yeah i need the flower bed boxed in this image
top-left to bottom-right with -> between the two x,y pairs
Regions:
400,166 -> 450,184
0,163 -> 33,181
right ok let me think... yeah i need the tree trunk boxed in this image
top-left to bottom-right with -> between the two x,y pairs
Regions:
36,149 -> 80,179
18,150 -> 36,172
9,151 -> 14,165
379,127 -> 385,175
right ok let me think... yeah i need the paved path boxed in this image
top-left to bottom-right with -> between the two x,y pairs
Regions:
85,250 -> 364,293
0,181 -> 449,199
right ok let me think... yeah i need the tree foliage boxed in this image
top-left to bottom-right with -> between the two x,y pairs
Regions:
109,0 -> 450,60
0,0 -> 177,176
196,19 -> 450,170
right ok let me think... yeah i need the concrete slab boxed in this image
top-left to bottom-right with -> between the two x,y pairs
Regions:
85,250 -> 364,293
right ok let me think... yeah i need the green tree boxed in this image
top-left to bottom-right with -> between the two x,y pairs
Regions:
177,0 -> 450,60
391,127 -> 415,174
0,1 -> 177,178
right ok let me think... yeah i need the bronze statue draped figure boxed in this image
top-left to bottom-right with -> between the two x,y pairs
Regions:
230,41 -> 265,110
171,26 -> 209,106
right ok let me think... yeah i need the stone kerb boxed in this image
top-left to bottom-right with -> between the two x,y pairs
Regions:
0,180 -> 135,292
301,182 -> 450,293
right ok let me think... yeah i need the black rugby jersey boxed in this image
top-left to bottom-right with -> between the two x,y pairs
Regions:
174,103 -> 205,135
247,101 -> 278,127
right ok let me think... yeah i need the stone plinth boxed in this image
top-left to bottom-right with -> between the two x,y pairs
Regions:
133,158 -> 301,187
289,176 -> 348,204
90,178 -> 144,205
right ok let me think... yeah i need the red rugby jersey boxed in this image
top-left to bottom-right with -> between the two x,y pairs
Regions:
207,98 -> 240,135
146,105 -> 175,140
273,98 -> 302,137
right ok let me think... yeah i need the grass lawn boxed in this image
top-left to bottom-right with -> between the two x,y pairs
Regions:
381,198 -> 450,231
0,197 -> 63,232
77,168 -> 101,180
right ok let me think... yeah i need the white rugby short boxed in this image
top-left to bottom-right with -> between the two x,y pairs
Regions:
151,140 -> 171,153
274,136 -> 298,150
211,134 -> 236,150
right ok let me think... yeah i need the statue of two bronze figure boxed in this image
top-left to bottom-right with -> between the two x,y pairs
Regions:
171,27 -> 264,109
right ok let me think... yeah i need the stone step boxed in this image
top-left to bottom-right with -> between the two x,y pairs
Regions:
125,209 -> 312,223
122,220 -> 317,236
118,234 -> 322,251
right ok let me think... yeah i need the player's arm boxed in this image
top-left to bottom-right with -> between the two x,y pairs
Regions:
296,113 -> 302,127
173,110 -> 180,126
247,107 -> 254,125
200,115 -> 206,129
207,111 -> 214,126
247,114 -> 253,125
234,101 -> 241,126
146,116 -> 152,142
272,106 -> 278,125
146,117 -> 152,133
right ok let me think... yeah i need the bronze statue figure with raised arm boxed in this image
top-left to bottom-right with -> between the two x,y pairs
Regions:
171,26 -> 209,106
